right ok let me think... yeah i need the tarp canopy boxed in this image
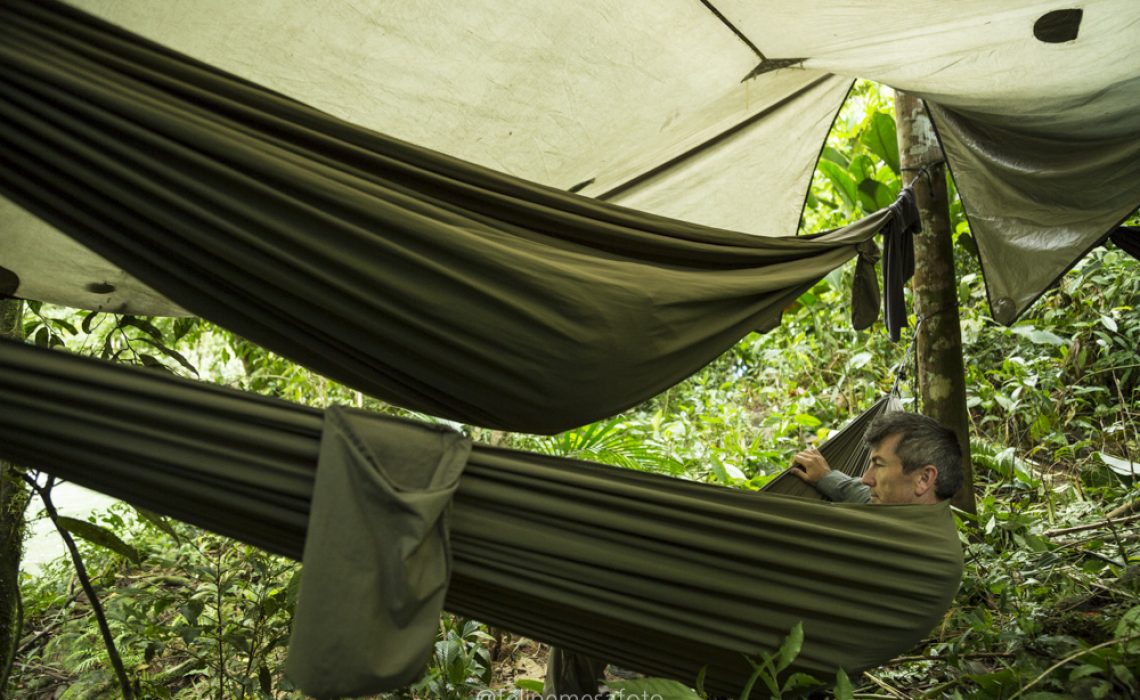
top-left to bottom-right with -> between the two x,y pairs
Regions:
0,0 -> 906,433
2,0 -> 1137,321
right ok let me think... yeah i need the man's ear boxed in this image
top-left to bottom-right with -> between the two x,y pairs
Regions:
914,465 -> 938,496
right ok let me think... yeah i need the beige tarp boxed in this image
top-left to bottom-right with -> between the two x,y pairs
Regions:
2,0 -> 1137,319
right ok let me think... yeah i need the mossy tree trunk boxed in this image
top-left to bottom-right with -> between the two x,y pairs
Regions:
895,92 -> 976,514
0,298 -> 27,693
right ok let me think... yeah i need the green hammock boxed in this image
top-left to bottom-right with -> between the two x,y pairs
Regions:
0,340 -> 962,695
0,0 -> 906,434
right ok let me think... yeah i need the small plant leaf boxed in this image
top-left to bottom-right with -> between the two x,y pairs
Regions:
775,621 -> 804,673
781,671 -> 820,693
258,664 -> 273,693
514,679 -> 544,693
833,668 -> 854,700
1115,604 -> 1140,653
1098,452 -> 1138,477
82,311 -> 100,334
793,414 -> 821,429
140,338 -> 200,376
56,516 -> 141,564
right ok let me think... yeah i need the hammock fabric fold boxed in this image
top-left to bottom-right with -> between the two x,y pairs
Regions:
0,0 -> 908,433
0,340 -> 962,695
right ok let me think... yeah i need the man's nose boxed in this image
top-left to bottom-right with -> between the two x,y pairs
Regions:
861,471 -> 874,486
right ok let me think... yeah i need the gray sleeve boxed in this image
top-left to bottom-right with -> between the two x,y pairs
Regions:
815,471 -> 871,504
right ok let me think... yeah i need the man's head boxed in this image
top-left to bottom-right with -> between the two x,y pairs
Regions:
860,413 -> 964,504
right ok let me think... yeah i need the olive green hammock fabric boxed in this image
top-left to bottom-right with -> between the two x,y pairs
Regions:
0,340 -> 962,695
0,0 -> 907,434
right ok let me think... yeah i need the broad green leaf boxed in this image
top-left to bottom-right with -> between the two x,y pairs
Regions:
285,568 -> 303,608
56,515 -> 141,564
848,352 -> 873,371
1028,329 -> 1066,346
52,318 -> 78,335
820,146 -> 849,168
850,154 -> 877,183
823,266 -> 845,291
1100,315 -> 1118,332
514,679 -> 544,693
1115,604 -> 1140,653
1029,414 -> 1054,442
122,315 -> 165,340
861,111 -> 900,174
1113,662 -> 1137,687
775,621 -> 804,673
1098,452 -> 1138,477
1068,663 -> 1104,681
179,599 -> 204,626
857,177 -> 896,212
709,455 -> 731,484
793,413 -> 822,428
1009,325 -> 1066,346
606,678 -> 701,700
817,160 -> 858,210
723,462 -> 746,480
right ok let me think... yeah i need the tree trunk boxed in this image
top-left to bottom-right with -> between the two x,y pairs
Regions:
894,92 -> 976,514
0,298 -> 27,694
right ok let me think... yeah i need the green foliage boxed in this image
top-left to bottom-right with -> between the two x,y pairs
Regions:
737,623 -> 818,700
802,81 -> 900,233
14,504 -> 302,698
410,617 -> 494,699
611,625 -> 858,700
532,417 -> 686,475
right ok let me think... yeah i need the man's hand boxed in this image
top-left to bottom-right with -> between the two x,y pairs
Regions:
790,447 -> 832,485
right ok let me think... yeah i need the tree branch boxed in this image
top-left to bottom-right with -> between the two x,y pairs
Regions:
26,477 -> 134,699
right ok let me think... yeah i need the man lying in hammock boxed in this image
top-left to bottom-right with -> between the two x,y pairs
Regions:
791,412 -> 964,504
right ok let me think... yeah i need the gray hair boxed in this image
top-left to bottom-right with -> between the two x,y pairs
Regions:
863,412 -> 964,500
